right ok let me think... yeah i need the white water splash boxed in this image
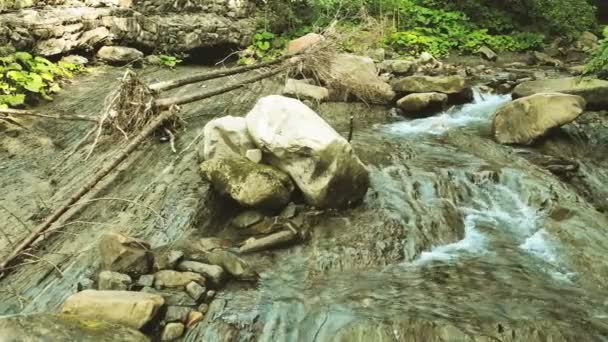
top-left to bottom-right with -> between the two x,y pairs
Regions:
520,229 -> 576,282
387,91 -> 510,136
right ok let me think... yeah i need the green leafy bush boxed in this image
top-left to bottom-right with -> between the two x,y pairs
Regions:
238,30 -> 287,65
0,52 -> 83,108
158,55 -> 182,68
586,27 -> 608,77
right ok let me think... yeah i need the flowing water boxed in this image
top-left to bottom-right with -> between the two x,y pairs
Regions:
186,90 -> 608,341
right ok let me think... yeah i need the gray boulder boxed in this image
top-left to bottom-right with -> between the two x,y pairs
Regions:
477,46 -> 497,61
246,95 -> 370,209
97,46 -> 143,64
282,78 -> 329,102
512,77 -> 608,110
98,270 -> 132,291
391,75 -> 473,103
396,92 -> 448,114
492,93 -> 586,145
200,158 -> 294,210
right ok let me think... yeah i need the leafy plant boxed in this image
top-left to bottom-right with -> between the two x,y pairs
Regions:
0,52 -> 83,108
586,26 -> 608,77
158,55 -> 183,68
238,29 -> 287,65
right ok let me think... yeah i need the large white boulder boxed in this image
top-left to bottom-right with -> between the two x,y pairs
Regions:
201,116 -> 257,161
245,95 -> 370,208
492,93 -> 586,145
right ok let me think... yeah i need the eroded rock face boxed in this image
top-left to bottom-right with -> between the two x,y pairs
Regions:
0,2 -> 255,56
201,116 -> 257,162
492,93 -> 586,145
246,95 -> 370,209
0,314 -> 149,342
61,290 -> 164,330
391,75 -> 473,103
512,77 -> 608,110
200,158 -> 294,210
98,232 -> 153,277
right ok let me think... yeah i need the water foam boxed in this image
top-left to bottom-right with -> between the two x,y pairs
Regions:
387,91 -> 510,136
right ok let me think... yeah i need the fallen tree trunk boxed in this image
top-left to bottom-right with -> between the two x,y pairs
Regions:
238,229 -> 300,254
0,109 -> 176,277
149,56 -> 291,92
0,108 -> 97,122
154,65 -> 288,109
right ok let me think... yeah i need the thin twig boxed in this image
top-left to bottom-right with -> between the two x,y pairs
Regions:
164,128 -> 177,153
21,252 -> 65,278
0,108 -> 97,122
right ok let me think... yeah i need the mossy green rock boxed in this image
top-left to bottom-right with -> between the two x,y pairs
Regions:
200,158 -> 294,210
0,314 -> 149,342
512,77 -> 608,110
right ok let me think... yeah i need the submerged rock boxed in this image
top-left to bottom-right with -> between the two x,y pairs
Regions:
98,232 -> 152,277
200,158 -> 294,210
61,290 -> 164,330
512,77 -> 608,110
246,95 -> 370,209
391,75 -> 473,103
492,93 -> 586,144
396,92 -> 448,114
201,116 -> 257,161
0,314 -> 148,342
97,46 -> 144,64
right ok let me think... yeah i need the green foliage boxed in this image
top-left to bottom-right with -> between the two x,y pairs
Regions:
586,27 -> 608,77
238,29 -> 287,65
158,55 -> 183,68
0,52 -> 83,108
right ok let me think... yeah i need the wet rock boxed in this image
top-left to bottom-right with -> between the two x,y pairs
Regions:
0,314 -> 148,342
231,210 -> 264,229
282,78 -> 329,102
97,46 -> 144,64
165,306 -> 191,323
201,116 -> 257,161
152,249 -> 185,271
391,75 -> 473,103
323,53 -> 395,104
568,65 -> 586,76
185,281 -> 206,301
279,202 -> 298,219
142,287 -> 197,306
161,322 -> 185,341
61,290 -> 164,329
186,311 -> 204,328
512,77 -> 608,110
178,261 -> 225,287
77,278 -> 95,292
198,303 -> 209,314
154,270 -> 205,289
477,46 -> 497,61
286,33 -> 324,55
136,274 -> 155,288
78,27 -> 111,47
206,290 -> 216,301
396,92 -> 448,114
144,55 -> 163,65
60,55 -> 88,65
245,149 -> 262,163
98,232 -> 152,277
201,157 -> 294,210
98,270 -> 132,290
246,95 -> 370,208
492,93 -> 586,145
206,249 -> 257,280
